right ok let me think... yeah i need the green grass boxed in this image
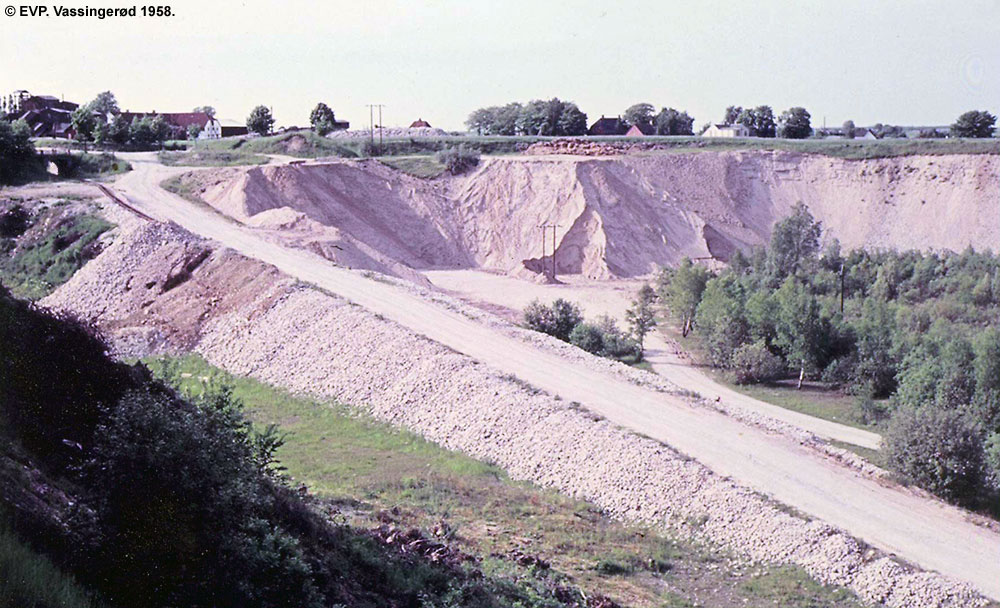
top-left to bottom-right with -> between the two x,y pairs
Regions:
0,516 -> 102,608
145,354 -> 869,608
184,131 -> 1000,161
379,155 -> 447,178
158,149 -> 268,167
0,212 -> 112,300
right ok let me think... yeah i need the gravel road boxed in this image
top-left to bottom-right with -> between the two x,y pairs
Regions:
112,154 -> 1000,601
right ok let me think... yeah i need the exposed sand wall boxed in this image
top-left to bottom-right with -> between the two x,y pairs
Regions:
188,152 -> 999,280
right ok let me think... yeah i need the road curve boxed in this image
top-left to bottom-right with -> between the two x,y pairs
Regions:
111,156 -> 1000,600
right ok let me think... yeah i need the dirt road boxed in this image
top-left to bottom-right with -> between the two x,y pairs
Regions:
424,269 -> 883,451
112,155 -> 1000,600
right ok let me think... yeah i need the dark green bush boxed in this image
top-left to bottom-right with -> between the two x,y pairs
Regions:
523,298 -> 583,342
883,405 -> 987,505
569,323 -> 604,354
730,341 -> 785,384
435,144 -> 480,174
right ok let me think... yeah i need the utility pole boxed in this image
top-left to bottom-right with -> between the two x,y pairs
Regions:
378,104 -> 384,147
537,225 -> 549,278
839,263 -> 846,313
537,224 -> 561,280
367,104 -> 374,145
367,103 -> 386,148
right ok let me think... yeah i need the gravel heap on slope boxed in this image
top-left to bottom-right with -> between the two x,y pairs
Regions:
47,223 -> 990,607
196,285 -> 986,608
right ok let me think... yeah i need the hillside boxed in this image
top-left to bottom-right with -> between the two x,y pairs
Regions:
170,151 -> 1000,281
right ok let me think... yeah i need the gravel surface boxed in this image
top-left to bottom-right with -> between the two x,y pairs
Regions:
45,220 -> 993,608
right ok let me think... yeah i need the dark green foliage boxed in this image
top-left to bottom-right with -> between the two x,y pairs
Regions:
435,144 -> 481,174
569,322 -> 605,355
767,203 -> 822,281
523,298 -> 583,342
247,105 -> 275,137
950,110 -> 996,138
731,340 -> 785,384
309,102 -> 337,136
778,107 -> 812,139
466,99 -> 587,136
0,119 -> 39,184
659,258 -> 709,336
654,107 -> 695,136
623,103 -> 655,132
735,106 -> 776,137
625,284 -> 657,357
88,92 -> 119,117
883,405 -> 986,505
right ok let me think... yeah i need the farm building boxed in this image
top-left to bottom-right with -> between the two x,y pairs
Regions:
588,115 -> 629,136
409,118 -> 432,128
4,93 -> 80,138
703,123 -> 751,138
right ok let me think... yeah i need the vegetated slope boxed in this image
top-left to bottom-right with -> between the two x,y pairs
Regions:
186,151 -> 1000,281
44,220 -> 995,607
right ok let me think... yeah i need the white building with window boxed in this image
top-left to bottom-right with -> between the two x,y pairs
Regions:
703,123 -> 751,138
199,118 -> 222,139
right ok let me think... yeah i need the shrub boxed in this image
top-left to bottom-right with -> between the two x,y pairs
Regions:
883,404 -> 986,505
569,323 -> 604,354
434,145 -> 480,175
594,315 -> 640,360
730,340 -> 784,384
523,298 -> 583,342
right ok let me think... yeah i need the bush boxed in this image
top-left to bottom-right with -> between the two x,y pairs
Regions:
883,404 -> 987,505
594,315 -> 640,360
434,145 -> 480,175
569,323 -> 604,354
730,340 -> 784,384
523,298 -> 583,342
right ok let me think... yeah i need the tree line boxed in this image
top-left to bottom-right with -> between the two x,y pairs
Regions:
622,103 -> 695,135
466,98 -> 588,136
720,105 -> 811,138
659,204 -> 1000,508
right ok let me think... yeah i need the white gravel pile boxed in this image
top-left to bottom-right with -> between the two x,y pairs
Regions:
47,223 -> 990,608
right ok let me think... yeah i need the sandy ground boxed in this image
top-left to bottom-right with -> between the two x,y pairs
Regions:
100,154 -> 1000,601
425,269 -> 882,450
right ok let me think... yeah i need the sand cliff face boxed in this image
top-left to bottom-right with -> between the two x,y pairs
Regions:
194,152 -> 1000,279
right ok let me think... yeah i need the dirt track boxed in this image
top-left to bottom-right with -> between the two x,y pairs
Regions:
112,154 -> 1000,601
425,269 -> 883,450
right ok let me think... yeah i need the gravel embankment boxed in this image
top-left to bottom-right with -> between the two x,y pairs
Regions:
47,223 -> 991,608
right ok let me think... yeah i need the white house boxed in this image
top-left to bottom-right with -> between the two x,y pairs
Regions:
199,118 -> 222,139
703,123 -> 751,138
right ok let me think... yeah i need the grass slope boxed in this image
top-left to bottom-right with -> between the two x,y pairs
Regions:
158,149 -> 268,167
147,354 -> 869,608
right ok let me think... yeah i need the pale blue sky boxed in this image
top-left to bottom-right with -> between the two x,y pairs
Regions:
2,0 -> 997,131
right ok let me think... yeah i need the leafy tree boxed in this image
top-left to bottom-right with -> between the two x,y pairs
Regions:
736,106 -> 776,138
773,277 -> 823,388
466,106 -> 497,135
778,107 -> 811,139
695,273 -> 749,367
950,110 -> 996,138
556,102 -> 588,136
593,315 -> 639,359
493,102 -> 523,135
767,203 -> 822,281
883,404 -> 986,505
569,322 -> 605,354
247,105 -> 275,136
92,120 -> 110,145
731,340 -> 784,384
434,144 -> 480,174
71,106 -> 97,142
654,108 -> 695,135
150,115 -> 171,143
661,258 -> 709,336
625,285 -> 657,359
516,99 -> 548,136
852,299 -> 897,397
0,118 -> 36,184
193,105 -> 216,119
972,328 -> 1000,431
624,103 -> 655,131
842,120 -> 856,139
523,298 -> 583,342
309,102 -> 337,135
723,105 -> 743,125
109,114 -> 131,146
128,116 -> 157,147
187,123 -> 203,140
88,91 -> 120,116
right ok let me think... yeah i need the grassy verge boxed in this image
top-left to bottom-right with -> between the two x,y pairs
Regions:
0,209 -> 111,300
379,155 -> 447,178
0,514 -> 102,608
145,354 -> 868,608
158,149 -> 268,167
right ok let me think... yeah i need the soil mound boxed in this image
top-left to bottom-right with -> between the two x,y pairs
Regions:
191,152 -> 1000,280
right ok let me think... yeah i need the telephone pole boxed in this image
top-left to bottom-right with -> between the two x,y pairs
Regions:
367,103 -> 386,147
537,224 -> 561,280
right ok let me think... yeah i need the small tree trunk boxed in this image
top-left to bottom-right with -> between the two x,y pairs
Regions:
797,361 -> 805,390
682,317 -> 691,337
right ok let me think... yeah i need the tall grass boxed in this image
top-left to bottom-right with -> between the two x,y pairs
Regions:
0,522 -> 101,608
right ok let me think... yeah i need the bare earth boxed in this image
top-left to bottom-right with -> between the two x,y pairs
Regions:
99,154 -> 1000,602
